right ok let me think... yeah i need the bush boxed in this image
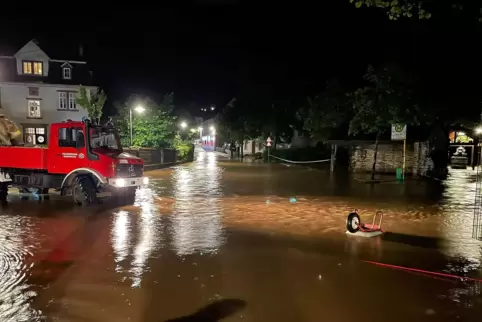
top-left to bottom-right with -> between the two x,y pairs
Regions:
172,134 -> 195,161
263,146 -> 330,162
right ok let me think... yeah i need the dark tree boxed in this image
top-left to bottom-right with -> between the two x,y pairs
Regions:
349,64 -> 421,180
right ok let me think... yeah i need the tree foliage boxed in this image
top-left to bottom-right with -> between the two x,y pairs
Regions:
299,80 -> 350,142
349,64 -> 421,180
114,93 -> 176,148
350,0 -> 481,22
216,97 -> 259,143
76,87 -> 107,124
349,65 -> 420,136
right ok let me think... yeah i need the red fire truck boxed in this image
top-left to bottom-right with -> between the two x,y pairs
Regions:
0,119 -> 147,205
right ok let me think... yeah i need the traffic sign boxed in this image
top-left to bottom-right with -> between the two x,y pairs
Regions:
266,137 -> 272,143
391,124 -> 406,141
266,141 -> 272,147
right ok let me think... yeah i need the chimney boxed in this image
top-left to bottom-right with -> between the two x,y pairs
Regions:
78,44 -> 84,57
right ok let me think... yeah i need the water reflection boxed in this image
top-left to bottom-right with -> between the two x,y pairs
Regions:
440,169 -> 482,270
111,210 -> 131,271
0,215 -> 40,321
171,151 -> 224,255
130,187 -> 162,287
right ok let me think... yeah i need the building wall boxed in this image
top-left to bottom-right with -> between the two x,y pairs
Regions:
0,82 -> 95,144
0,83 -> 89,125
350,141 -> 432,175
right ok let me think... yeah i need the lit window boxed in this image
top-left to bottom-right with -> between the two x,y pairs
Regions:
35,128 -> 45,134
68,92 -> 77,110
23,62 -> 32,74
25,127 -> 35,134
27,100 -> 41,118
33,62 -> 42,75
63,67 -> 71,79
59,92 -> 67,109
22,61 -> 43,75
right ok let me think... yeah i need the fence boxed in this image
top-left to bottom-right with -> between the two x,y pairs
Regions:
123,147 -> 178,165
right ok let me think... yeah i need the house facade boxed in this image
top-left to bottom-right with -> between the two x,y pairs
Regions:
0,40 -> 97,145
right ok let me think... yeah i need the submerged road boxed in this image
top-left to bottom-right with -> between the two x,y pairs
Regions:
0,150 -> 481,321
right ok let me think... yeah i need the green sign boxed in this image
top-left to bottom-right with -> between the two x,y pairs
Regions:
391,124 -> 407,141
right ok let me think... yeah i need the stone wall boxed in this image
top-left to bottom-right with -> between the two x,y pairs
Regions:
350,141 -> 431,175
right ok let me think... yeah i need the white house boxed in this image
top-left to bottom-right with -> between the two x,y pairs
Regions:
0,39 -> 97,145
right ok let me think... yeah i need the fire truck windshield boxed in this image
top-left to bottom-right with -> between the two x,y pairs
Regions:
89,127 -> 121,151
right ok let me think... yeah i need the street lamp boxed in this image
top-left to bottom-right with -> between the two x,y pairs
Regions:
180,121 -> 187,129
476,126 -> 482,135
130,105 -> 145,147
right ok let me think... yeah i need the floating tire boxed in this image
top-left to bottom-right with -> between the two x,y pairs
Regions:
346,212 -> 361,233
72,175 -> 97,206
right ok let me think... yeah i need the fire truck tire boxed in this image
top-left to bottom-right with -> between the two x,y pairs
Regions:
0,183 -> 8,201
72,175 -> 97,206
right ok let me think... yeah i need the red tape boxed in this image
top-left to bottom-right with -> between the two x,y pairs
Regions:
361,260 -> 482,283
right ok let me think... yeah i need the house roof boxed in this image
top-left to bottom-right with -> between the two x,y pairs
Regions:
0,39 -> 94,86
0,39 -> 86,62
0,57 -> 94,86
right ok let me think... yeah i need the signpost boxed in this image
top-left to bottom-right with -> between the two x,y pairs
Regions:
266,137 -> 272,162
391,124 -> 407,180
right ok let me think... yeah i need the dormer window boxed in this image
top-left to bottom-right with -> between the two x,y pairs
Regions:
62,67 -> 71,79
23,61 -> 43,75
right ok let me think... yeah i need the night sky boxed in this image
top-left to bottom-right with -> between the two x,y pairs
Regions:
1,2 -> 481,117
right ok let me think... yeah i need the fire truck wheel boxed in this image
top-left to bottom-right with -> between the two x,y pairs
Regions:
0,183 -> 8,201
346,212 -> 361,233
72,175 -> 97,206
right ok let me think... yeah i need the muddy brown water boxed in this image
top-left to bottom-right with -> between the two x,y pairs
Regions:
0,151 -> 481,321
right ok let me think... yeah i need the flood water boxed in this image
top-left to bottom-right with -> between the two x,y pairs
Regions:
1,149 -> 481,321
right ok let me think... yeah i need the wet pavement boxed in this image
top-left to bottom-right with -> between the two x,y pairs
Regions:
0,150 -> 481,321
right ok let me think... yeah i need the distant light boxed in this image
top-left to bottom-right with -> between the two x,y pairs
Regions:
210,106 -> 215,111
190,128 -> 196,133
209,126 -> 214,131
476,127 -> 482,135
134,105 -> 145,113
458,131 -> 466,136
180,121 -> 187,129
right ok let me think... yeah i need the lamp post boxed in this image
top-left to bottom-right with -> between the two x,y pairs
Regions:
130,105 -> 145,147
